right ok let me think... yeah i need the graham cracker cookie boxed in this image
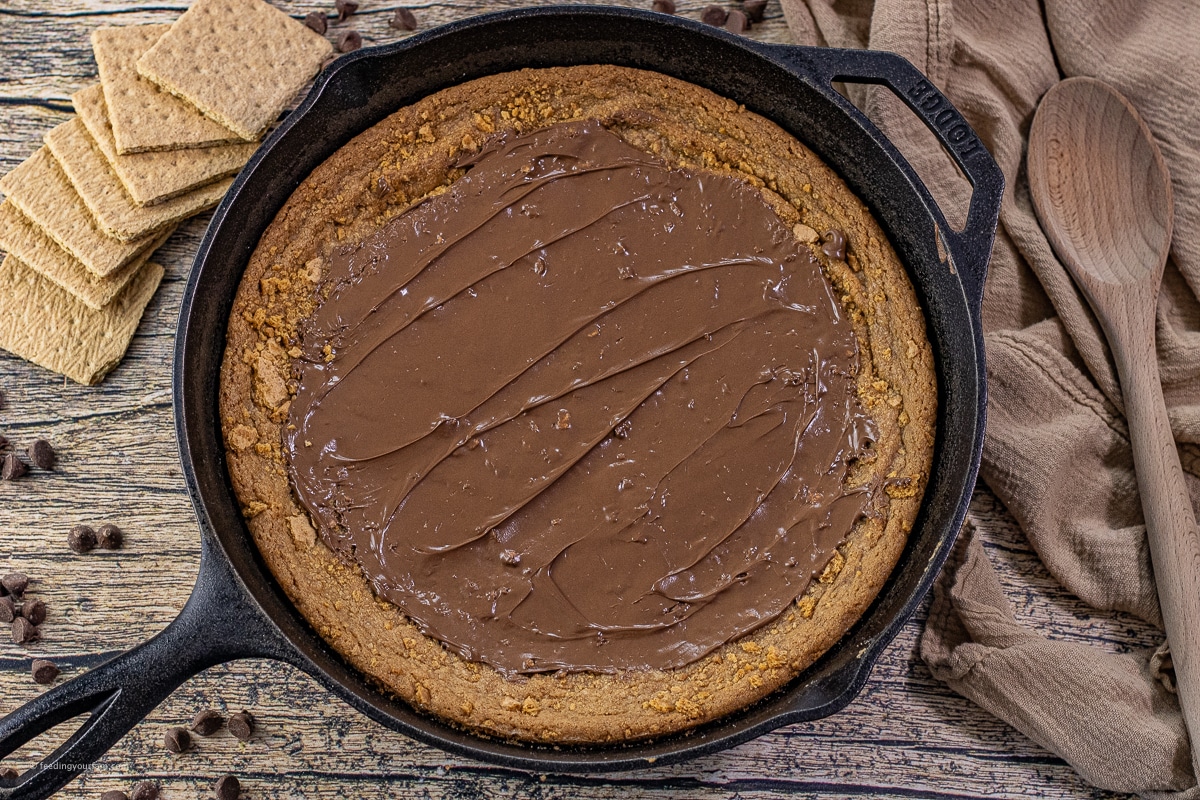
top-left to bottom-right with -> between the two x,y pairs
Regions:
73,84 -> 256,207
0,199 -> 171,310
0,254 -> 163,385
45,117 -> 231,242
93,24 -> 244,154
0,147 -> 158,277
136,0 -> 332,141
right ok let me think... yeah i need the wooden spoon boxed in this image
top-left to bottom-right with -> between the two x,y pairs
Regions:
1029,76 -> 1200,773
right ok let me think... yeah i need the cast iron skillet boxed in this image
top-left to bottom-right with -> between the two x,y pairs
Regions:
0,7 -> 1002,798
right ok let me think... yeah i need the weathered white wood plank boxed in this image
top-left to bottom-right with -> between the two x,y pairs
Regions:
0,1 -> 1146,798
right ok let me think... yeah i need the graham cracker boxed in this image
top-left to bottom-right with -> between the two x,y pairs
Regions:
93,24 -> 244,154
0,200 -> 172,310
136,0 -> 333,141
44,117 -> 231,242
73,84 -> 256,207
0,254 -> 163,385
0,147 -> 157,277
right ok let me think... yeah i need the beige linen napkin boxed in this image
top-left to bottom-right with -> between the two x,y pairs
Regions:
778,0 -> 1200,795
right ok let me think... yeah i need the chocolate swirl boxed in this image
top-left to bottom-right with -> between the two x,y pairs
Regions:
286,121 -> 877,675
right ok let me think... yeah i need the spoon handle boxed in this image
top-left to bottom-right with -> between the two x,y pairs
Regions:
1114,323 -> 1200,770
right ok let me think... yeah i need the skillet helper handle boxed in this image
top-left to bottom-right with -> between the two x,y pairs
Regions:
0,550 -> 288,800
776,46 -> 1003,311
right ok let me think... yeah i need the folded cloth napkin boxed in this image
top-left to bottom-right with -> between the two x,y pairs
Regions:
777,0 -> 1200,795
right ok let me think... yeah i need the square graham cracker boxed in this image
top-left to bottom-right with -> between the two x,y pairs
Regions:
0,199 -> 172,310
0,147 -> 159,277
136,0 -> 332,141
45,117 -> 231,242
93,24 -> 245,154
0,254 -> 163,385
73,84 -> 256,207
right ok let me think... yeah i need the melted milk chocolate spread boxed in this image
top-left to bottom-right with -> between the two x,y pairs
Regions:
286,121 -> 877,675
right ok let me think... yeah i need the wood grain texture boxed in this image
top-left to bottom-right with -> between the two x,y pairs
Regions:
1028,76 -> 1200,783
0,3 -> 1149,798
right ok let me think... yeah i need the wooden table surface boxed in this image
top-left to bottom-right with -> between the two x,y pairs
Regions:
0,1 -> 1155,797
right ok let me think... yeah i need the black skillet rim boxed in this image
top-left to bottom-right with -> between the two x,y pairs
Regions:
175,5 -> 996,772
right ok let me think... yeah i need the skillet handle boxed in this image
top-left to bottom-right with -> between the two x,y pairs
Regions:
765,45 -> 1004,311
0,545 -> 292,800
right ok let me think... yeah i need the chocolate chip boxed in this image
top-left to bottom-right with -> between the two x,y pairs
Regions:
97,524 -> 123,550
743,0 -> 767,21
164,726 -> 192,754
68,524 -> 97,554
23,598 -> 46,627
701,5 -> 728,25
31,659 -> 59,685
191,708 -> 224,736
0,766 -> 17,780
822,228 -> 847,260
26,439 -> 54,470
724,8 -> 748,32
227,710 -> 255,742
337,29 -> 361,53
304,11 -> 328,34
389,7 -> 418,30
652,0 -> 676,12
11,616 -> 38,644
100,791 -> 129,800
215,775 -> 241,800
1,453 -> 27,480
335,0 -> 358,22
0,596 -> 14,623
499,549 -> 520,566
130,781 -> 160,800
1,573 -> 28,596
130,782 -> 160,800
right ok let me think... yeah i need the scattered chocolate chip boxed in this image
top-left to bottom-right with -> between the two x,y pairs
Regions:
822,228 -> 847,260
1,573 -> 28,597
337,29 -> 361,52
335,0 -> 358,22
68,524 -> 97,554
389,7 -> 418,30
97,524 -> 123,550
303,10 -> 328,34
1,453 -> 27,480
724,8 -> 748,32
652,0 -> 676,12
743,0 -> 767,21
701,5 -> 728,25
100,791 -> 129,800
227,710 -> 255,742
215,774 -> 241,800
191,708 -> 224,736
31,659 -> 59,685
11,616 -> 38,644
164,726 -> 192,754
23,598 -> 46,627
0,766 -> 17,780
0,596 -> 14,624
26,439 -> 54,470
130,782 -> 160,800
499,549 -> 520,566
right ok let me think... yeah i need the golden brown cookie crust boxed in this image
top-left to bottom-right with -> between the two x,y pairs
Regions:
218,65 -> 936,744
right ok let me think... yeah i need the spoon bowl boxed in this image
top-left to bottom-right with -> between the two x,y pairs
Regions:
1030,76 -> 1172,289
